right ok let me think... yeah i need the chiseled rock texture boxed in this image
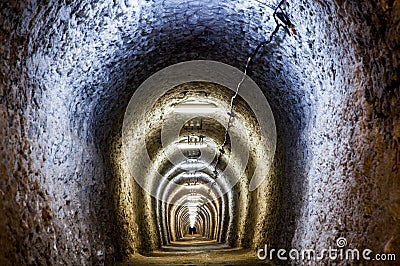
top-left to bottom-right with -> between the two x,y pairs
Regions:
0,0 -> 399,265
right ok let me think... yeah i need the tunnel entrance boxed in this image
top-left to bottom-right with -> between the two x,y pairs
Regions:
188,226 -> 197,235
120,61 -> 276,263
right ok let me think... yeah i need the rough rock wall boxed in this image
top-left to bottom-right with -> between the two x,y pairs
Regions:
0,1 -> 128,264
289,0 -> 400,263
0,0 -> 399,265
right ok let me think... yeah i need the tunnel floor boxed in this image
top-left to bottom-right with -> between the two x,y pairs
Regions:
162,236 -> 228,252
119,237 -> 271,265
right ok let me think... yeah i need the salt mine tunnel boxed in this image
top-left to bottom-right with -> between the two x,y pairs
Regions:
0,0 -> 399,265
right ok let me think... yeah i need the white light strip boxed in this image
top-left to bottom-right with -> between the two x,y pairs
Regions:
187,195 -> 202,201
189,216 -> 196,227
177,142 -> 207,149
179,159 -> 206,170
186,202 -> 199,207
188,205 -> 198,227
173,101 -> 217,114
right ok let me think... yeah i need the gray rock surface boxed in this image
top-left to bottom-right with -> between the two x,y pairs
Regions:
0,0 -> 399,264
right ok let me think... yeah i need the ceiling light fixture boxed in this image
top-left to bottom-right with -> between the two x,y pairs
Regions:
177,142 -> 207,149
177,135 -> 207,149
173,101 -> 217,114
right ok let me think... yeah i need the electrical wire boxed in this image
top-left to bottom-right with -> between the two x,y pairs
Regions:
212,0 -> 288,179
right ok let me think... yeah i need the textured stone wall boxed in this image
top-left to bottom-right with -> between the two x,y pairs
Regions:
288,1 -> 400,260
0,0 -> 399,265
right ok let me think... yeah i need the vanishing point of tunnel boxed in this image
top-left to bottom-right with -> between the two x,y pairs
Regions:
0,0 -> 399,265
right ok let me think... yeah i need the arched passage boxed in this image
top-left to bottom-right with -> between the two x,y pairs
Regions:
0,0 -> 399,265
120,60 -> 277,254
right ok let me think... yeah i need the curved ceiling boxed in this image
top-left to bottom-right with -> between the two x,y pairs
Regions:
121,60 -> 276,245
1,0 -> 398,264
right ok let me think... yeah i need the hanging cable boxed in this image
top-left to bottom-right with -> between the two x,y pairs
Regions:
212,0 -> 294,179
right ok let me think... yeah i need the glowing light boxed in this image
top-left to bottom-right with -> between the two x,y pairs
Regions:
187,205 -> 198,227
186,202 -> 199,208
179,159 -> 206,171
173,101 -> 217,114
187,195 -> 202,201
189,216 -> 196,225
177,142 -> 207,149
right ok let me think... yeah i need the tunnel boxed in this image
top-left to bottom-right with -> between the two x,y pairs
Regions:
0,0 -> 399,265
